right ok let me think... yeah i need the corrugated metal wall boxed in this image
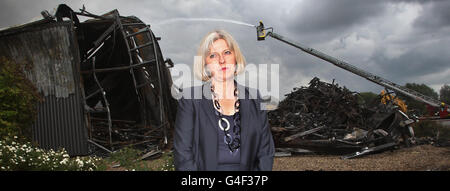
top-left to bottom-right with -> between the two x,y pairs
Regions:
0,22 -> 88,156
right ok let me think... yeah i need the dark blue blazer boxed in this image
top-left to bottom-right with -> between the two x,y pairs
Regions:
173,82 -> 275,171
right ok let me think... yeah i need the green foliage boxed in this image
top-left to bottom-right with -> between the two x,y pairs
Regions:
399,83 -> 439,116
440,84 -> 450,104
357,92 -> 379,105
0,136 -> 101,171
413,121 -> 450,140
0,57 -> 40,142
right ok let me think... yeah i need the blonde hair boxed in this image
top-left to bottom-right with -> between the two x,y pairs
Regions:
193,30 -> 246,81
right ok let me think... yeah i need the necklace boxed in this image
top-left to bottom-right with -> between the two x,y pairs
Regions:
211,81 -> 241,153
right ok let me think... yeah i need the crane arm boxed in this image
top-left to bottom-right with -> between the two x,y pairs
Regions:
256,21 -> 443,108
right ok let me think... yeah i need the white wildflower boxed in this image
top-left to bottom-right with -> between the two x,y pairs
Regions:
60,158 -> 69,165
76,158 -> 84,167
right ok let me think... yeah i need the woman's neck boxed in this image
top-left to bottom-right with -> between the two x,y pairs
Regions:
211,79 -> 235,99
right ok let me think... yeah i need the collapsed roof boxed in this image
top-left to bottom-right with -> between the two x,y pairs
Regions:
0,4 -> 177,156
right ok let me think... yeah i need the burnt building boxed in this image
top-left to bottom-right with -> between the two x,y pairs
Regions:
0,5 -> 177,156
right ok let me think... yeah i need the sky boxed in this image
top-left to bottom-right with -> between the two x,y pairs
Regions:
1,0 -> 449,100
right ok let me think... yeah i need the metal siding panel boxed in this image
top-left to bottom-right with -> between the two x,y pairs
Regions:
0,22 -> 88,156
67,96 -> 75,153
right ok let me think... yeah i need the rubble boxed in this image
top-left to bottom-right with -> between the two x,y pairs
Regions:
268,77 -> 416,158
74,7 -> 178,155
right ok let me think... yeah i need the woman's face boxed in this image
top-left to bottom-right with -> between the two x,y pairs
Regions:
205,39 -> 236,82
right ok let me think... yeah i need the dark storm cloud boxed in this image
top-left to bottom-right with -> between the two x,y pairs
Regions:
412,0 -> 450,30
371,38 -> 450,82
284,0 -> 387,42
272,0 -> 449,94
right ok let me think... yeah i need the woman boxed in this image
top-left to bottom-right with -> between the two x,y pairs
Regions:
173,30 -> 275,171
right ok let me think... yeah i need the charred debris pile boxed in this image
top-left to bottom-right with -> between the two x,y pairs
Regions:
268,77 -> 417,159
74,7 -> 177,157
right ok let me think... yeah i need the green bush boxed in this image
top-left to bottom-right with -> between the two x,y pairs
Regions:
0,57 -> 40,142
413,120 -> 450,140
357,92 -> 379,106
399,83 -> 439,116
0,136 -> 101,171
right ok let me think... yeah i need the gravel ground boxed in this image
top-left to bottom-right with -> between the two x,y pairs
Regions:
272,145 -> 450,171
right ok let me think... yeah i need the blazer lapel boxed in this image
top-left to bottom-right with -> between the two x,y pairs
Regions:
199,82 -> 218,170
237,84 -> 251,170
199,82 -> 219,134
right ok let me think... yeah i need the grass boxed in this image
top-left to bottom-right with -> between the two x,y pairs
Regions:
95,147 -> 175,171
